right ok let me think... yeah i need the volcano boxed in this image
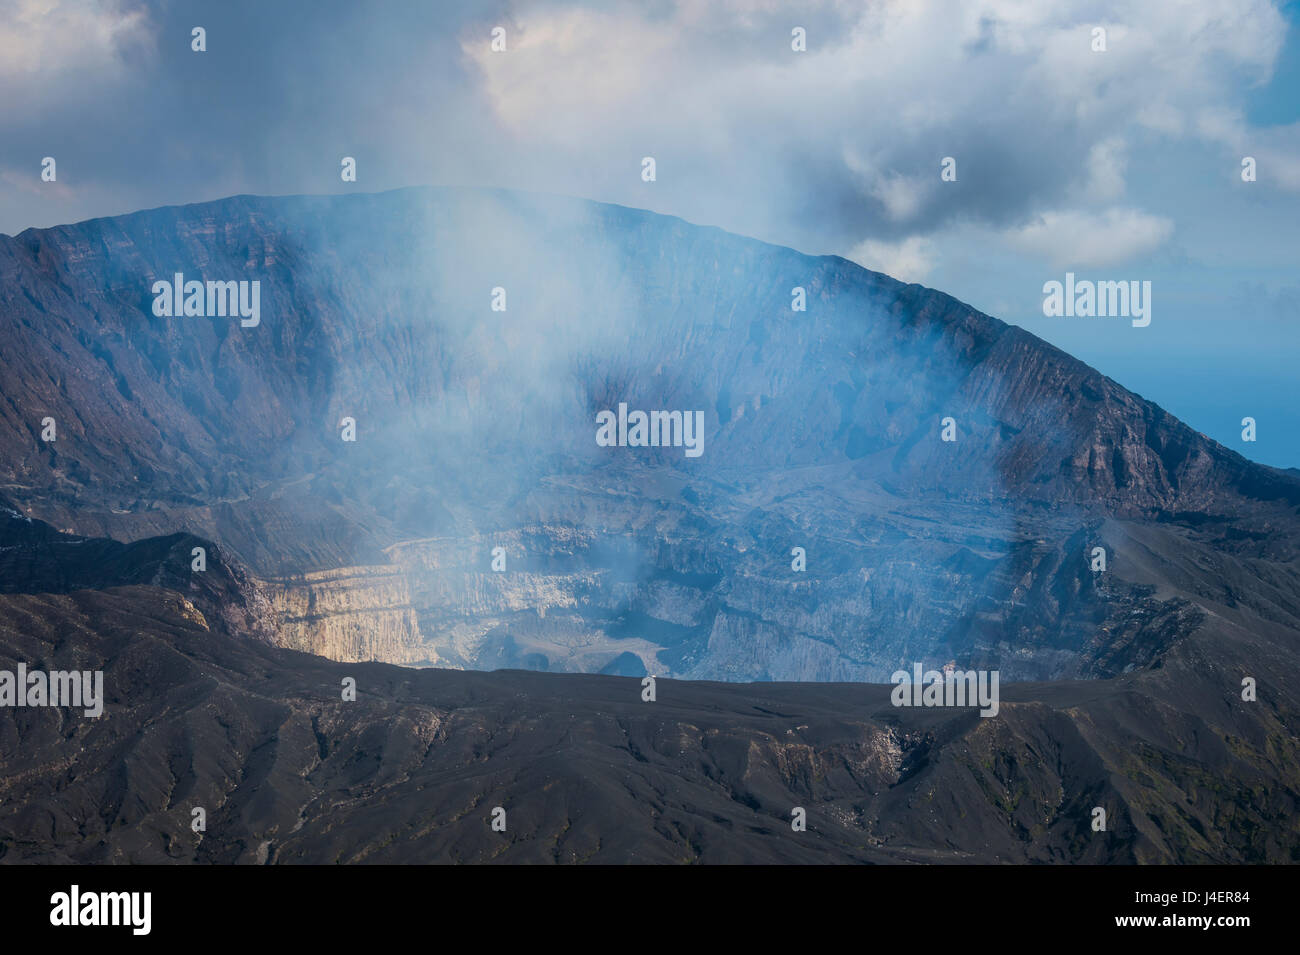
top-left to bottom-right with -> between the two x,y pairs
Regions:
0,188 -> 1297,863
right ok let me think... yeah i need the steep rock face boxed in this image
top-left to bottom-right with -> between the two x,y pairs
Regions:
2,188 -> 1293,524
266,566 -> 429,664
2,188 -> 1298,679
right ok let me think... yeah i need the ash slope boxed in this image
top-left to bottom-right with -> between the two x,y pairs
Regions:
0,517 -> 1297,865
3,187 -> 1299,681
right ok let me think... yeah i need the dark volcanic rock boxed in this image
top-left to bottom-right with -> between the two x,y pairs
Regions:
0,519 -> 1296,863
0,500 -> 273,644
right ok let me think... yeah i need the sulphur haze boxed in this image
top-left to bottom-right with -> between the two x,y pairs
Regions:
0,187 -> 1298,685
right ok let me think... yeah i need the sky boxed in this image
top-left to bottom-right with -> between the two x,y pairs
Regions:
1,0 -> 1297,467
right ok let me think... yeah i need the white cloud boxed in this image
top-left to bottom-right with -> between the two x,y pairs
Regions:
1003,207 -> 1174,269
1082,138 -> 1127,202
0,0 -> 150,78
461,0 -> 1287,261
847,236 -> 935,282
1193,105 -> 1300,193
871,172 -> 933,224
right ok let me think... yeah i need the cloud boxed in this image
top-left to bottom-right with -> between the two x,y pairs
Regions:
0,165 -> 73,200
847,235 -> 935,283
461,0 -> 1287,255
0,0 -> 150,80
0,0 -> 153,135
1193,105 -> 1300,192
1003,207 -> 1175,269
1082,138 -> 1127,203
0,0 -> 1294,257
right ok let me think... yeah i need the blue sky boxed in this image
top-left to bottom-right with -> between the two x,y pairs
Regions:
1,0 -> 1297,467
